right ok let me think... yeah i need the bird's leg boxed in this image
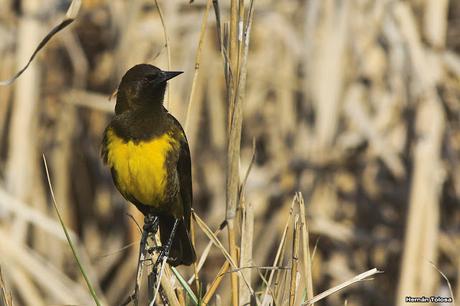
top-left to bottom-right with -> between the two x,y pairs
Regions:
147,218 -> 180,303
153,218 -> 180,271
133,215 -> 159,305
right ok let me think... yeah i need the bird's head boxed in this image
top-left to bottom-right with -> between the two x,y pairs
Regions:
115,64 -> 182,114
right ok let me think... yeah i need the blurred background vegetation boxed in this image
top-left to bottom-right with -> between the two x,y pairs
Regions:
0,0 -> 459,305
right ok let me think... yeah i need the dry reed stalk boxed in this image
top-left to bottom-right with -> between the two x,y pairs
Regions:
47,110 -> 74,262
112,0 -> 143,77
303,268 -> 383,305
51,27 -> 88,266
229,0 -> 239,90
184,0 -> 212,133
190,213 -> 200,294
297,194 -> 314,302
206,52 -> 227,150
289,215 -> 300,306
193,211 -> 254,294
202,260 -> 231,305
226,78 -> 240,306
1,0 -> 459,304
237,0 -> 244,75
423,0 -> 449,49
226,0 -> 243,304
394,2 -> 446,304
309,1 -> 348,155
261,199 -> 295,306
154,0 -> 172,108
188,221 -> 227,283
0,267 -> 12,306
274,264 -> 289,306
158,267 -> 181,306
239,200 -> 254,306
6,0 -> 42,243
176,286 -> 186,306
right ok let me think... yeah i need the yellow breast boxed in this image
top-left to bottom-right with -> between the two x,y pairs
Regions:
105,129 -> 177,205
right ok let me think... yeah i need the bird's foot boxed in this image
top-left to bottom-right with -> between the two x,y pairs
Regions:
147,246 -> 164,255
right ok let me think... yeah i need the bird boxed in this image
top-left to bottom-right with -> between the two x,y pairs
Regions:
101,64 -> 196,266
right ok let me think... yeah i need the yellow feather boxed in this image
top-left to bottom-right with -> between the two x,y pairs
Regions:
105,129 -> 178,206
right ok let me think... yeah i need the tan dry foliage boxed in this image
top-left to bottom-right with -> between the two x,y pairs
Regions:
0,0 -> 459,305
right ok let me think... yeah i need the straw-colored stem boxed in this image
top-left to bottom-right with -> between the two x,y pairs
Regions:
154,0 -> 172,108
289,215 -> 300,306
261,198 -> 295,306
159,267 -> 181,306
303,268 -> 383,305
185,0 -> 213,133
229,0 -> 239,85
226,220 -> 239,306
0,267 -> 12,306
298,193 -> 314,302
190,215 -> 201,294
202,261 -> 231,305
239,200 -> 254,306
226,1 -> 243,305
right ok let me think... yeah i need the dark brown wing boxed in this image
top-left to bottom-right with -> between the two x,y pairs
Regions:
170,114 -> 193,228
160,114 -> 196,265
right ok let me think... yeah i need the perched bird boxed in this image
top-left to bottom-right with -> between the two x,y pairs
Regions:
101,64 -> 196,266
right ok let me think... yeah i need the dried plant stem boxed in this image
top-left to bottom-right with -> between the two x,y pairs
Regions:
261,199 -> 295,306
188,221 -> 227,284
202,261 -> 230,305
226,220 -> 239,306
289,215 -> 300,306
154,0 -> 172,108
239,200 -> 254,306
303,268 -> 383,305
226,2 -> 255,305
176,286 -> 186,306
0,267 -> 13,306
190,215 -> 201,294
7,3 -> 42,243
159,266 -> 181,306
193,212 -> 254,295
185,0 -> 213,133
226,0 -> 243,304
393,3 -> 446,304
298,193 -> 314,302
229,0 -> 239,76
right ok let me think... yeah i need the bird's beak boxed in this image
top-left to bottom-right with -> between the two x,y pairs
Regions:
161,71 -> 183,82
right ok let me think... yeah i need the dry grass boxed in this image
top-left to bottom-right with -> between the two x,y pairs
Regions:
0,0 -> 459,305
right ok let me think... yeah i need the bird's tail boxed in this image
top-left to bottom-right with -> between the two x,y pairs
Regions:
159,216 -> 196,266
